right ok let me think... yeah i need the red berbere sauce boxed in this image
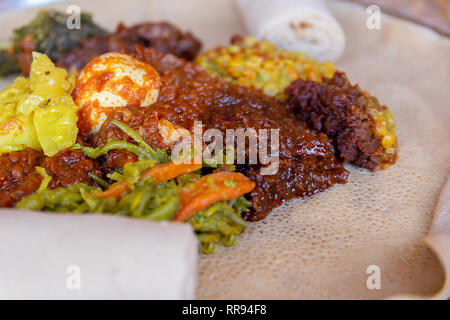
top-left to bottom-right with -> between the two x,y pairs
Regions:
88,46 -> 349,221
0,148 -> 43,207
0,148 -> 101,207
41,149 -> 102,189
0,47 -> 349,221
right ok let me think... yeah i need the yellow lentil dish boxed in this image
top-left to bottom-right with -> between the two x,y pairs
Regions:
195,35 -> 335,100
196,36 -> 396,170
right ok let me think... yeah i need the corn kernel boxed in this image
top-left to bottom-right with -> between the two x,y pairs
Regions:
195,36 -> 336,99
382,132 -> 396,149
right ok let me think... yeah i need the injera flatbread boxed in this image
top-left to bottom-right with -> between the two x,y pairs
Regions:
192,0 -> 450,299
0,0 -> 449,299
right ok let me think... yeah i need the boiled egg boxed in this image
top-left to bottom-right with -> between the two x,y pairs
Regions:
72,52 -> 161,134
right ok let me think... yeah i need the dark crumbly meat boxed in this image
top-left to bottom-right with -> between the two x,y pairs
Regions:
0,148 -> 101,207
107,46 -> 348,221
285,71 -> 397,170
0,148 -> 43,207
41,149 -> 102,188
57,22 -> 202,70
195,101 -> 349,221
101,149 -> 138,175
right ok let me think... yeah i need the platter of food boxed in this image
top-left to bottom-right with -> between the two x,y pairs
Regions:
0,0 -> 448,300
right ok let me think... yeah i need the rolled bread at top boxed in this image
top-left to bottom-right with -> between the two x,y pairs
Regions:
0,210 -> 198,299
234,0 -> 346,62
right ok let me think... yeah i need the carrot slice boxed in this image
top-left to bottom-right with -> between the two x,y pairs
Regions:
141,162 -> 202,184
93,162 -> 202,200
93,180 -> 129,200
175,171 -> 255,222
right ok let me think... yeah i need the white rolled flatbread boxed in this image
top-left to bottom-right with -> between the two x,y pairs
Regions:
0,210 -> 198,299
234,0 -> 346,62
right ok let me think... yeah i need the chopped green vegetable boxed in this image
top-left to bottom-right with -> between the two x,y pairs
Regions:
0,49 -> 20,76
74,140 -> 152,160
16,180 -> 179,220
35,166 -> 52,193
16,168 -> 252,253
188,196 -> 250,254
0,10 -> 105,76
87,172 -> 109,189
107,171 -> 125,182
111,120 -> 170,163
16,183 -> 99,212
106,159 -> 157,186
75,121 -> 170,163
122,159 -> 156,184
15,120 -> 252,254
202,145 -> 236,171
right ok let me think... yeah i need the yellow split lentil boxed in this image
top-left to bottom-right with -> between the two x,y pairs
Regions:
196,36 -> 396,159
195,36 -> 335,100
369,106 -> 397,163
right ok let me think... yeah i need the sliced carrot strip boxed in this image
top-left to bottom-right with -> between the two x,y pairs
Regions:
93,162 -> 202,200
175,171 -> 255,222
93,180 -> 129,200
141,162 -> 202,184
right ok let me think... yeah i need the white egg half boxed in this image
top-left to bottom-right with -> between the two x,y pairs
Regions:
72,52 -> 161,134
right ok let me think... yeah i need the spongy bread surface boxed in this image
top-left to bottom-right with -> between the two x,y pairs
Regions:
0,0 -> 448,300
196,1 -> 450,299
